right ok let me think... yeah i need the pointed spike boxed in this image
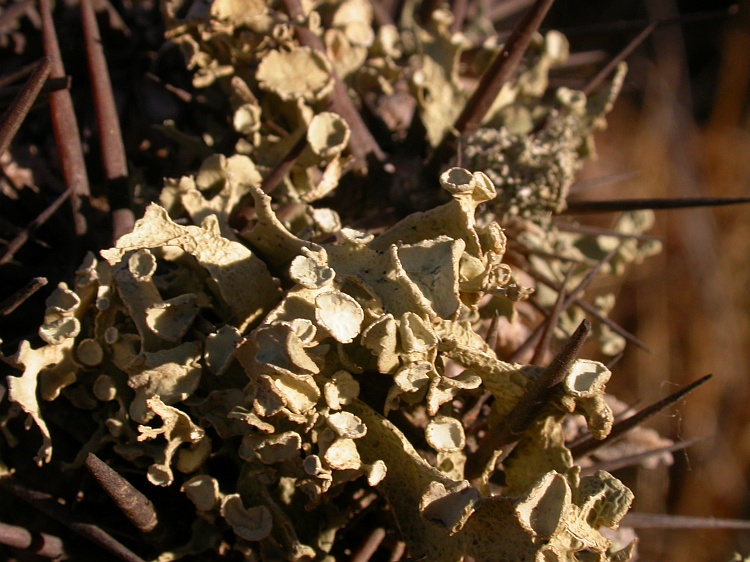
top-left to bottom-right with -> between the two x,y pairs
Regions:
425,0 -> 556,175
0,277 -> 47,316
569,170 -> 639,194
484,310 -> 502,352
582,22 -> 657,95
0,57 -> 52,155
580,435 -> 711,476
564,196 -> 750,214
571,374 -> 713,459
531,269 -> 571,365
606,351 -> 624,370
621,512 -> 750,530
0,189 -> 72,266
551,5 -> 738,37
351,527 -> 387,562
0,474 -> 147,562
518,250 -> 652,353
466,320 -> 591,479
84,453 -> 159,535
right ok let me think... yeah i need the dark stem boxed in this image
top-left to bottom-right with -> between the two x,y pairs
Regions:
0,474 -> 147,562
0,277 -> 47,316
565,195 -> 750,214
570,374 -> 713,458
0,521 -> 65,559
465,319 -> 591,480
0,57 -> 52,155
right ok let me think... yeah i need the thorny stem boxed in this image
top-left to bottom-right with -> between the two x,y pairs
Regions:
0,57 -> 52,155
280,0 -> 385,168
425,0 -> 556,177
0,521 -> 65,559
520,260 -> 652,353
570,374 -> 713,459
465,319 -> 591,480
580,435 -> 710,476
80,0 -> 133,242
565,195 -> 750,214
0,276 -> 47,315
84,453 -> 160,536
530,268 -> 572,365
0,474 -> 147,562
39,0 -> 90,236
582,22 -> 657,96
0,188 -> 72,266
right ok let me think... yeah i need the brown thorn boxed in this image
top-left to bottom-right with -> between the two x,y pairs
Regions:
484,310 -> 501,351
0,474 -> 147,562
564,195 -> 750,214
40,0 -> 90,236
280,0 -> 385,168
530,268 -> 572,366
84,453 -> 159,536
487,0 -> 534,24
465,319 -> 591,480
605,351 -> 624,370
0,189 -> 72,266
351,527 -> 387,562
80,0 -> 133,242
620,512 -> 750,530
570,374 -> 713,459
580,435 -> 711,476
389,540 -> 407,561
582,22 -> 657,96
0,520 -> 65,559
568,170 -> 639,194
0,77 -> 71,108
425,0 -> 556,176
0,57 -> 52,155
0,277 -> 47,316
551,5 -> 738,38
554,221 -> 665,243
520,261 -> 652,353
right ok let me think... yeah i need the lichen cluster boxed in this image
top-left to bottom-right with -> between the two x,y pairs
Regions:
1,1 -> 670,560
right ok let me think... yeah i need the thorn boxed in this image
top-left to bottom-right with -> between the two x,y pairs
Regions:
80,0 -> 132,242
549,5 -> 738,37
0,521 -> 65,559
0,57 -> 52,155
465,320 -> 591,479
606,351 -> 624,370
569,170 -> 639,194
564,196 -> 750,214
570,374 -> 713,459
484,310 -> 502,352
621,512 -> 750,530
84,453 -> 159,536
582,22 -> 657,95
279,0 -> 385,168
351,527 -> 387,562
40,0 -> 90,236
0,474 -> 147,562
425,0 -> 556,175
0,277 -> 47,316
520,261 -> 652,353
0,189 -> 72,266
580,435 -> 711,476
530,268 -> 571,365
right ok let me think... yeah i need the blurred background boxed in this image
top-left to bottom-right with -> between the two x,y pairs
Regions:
542,0 -> 750,559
